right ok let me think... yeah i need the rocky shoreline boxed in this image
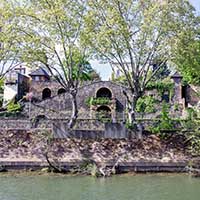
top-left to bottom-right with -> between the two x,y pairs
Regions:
0,130 -> 198,175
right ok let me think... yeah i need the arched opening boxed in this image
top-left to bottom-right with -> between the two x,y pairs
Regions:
58,88 -> 66,95
96,87 -> 112,99
96,105 -> 112,122
42,88 -> 51,100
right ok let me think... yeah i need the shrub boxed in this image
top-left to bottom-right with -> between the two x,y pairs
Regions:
96,110 -> 112,123
146,79 -> 174,100
186,107 -> 197,120
136,96 -> 157,115
7,101 -> 21,113
85,97 -> 110,106
149,102 -> 174,134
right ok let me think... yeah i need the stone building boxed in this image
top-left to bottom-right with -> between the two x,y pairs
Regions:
3,65 -> 30,106
22,67 -> 199,122
28,68 -> 129,122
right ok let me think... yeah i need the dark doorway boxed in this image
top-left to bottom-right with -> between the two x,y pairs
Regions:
58,88 -> 66,95
181,85 -> 187,99
96,87 -> 112,99
42,88 -> 51,100
162,92 -> 170,103
182,85 -> 188,107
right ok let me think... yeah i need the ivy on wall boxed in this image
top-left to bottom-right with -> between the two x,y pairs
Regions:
136,96 -> 157,115
149,102 -> 174,134
146,79 -> 174,100
96,110 -> 112,123
85,97 -> 110,106
7,101 -> 21,113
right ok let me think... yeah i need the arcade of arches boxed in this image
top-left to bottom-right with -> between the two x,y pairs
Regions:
94,87 -> 116,122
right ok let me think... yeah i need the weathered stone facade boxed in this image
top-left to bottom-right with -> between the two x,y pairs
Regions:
28,80 -> 129,121
25,69 -> 200,122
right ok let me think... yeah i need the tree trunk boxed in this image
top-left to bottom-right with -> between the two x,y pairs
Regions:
127,96 -> 137,126
68,93 -> 78,129
126,95 -> 143,139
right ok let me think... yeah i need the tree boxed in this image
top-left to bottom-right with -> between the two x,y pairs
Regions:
89,69 -> 101,81
83,0 -> 197,128
0,0 -> 21,80
0,78 -> 4,107
15,0 -> 89,128
173,29 -> 200,85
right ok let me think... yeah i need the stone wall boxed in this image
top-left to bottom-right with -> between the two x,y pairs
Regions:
0,119 -> 31,130
187,85 -> 200,107
52,121 -> 129,139
27,81 -> 130,119
0,119 -> 53,130
27,79 -> 200,121
0,118 -> 199,139
0,119 -> 130,139
30,80 -> 62,100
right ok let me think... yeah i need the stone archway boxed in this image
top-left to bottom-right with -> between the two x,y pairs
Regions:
42,88 -> 51,100
58,88 -> 66,95
96,87 -> 112,99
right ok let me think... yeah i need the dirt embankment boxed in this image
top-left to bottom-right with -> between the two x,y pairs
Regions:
0,130 -> 192,164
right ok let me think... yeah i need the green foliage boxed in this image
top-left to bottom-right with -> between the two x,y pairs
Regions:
0,1 -> 21,79
7,101 -> 21,113
16,0 -> 90,88
173,35 -> 200,85
125,122 -> 136,130
0,79 -> 4,93
159,102 -> 174,130
174,103 -> 180,111
185,122 -> 200,155
152,61 -> 171,80
83,0 -> 196,126
0,79 -> 4,107
178,120 -> 200,155
111,74 -> 129,85
85,97 -> 110,106
70,50 -> 94,82
96,110 -> 111,123
186,107 -> 198,121
189,133 -> 200,156
146,79 -> 174,99
136,96 -> 156,114
149,102 -> 173,134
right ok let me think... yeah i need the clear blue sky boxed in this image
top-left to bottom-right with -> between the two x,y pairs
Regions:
92,0 -> 200,80
190,0 -> 200,12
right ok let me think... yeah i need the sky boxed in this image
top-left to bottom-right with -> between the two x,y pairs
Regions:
190,0 -> 200,12
92,0 -> 200,81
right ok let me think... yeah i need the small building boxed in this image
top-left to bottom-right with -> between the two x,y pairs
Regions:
29,67 -> 50,82
3,65 -> 30,106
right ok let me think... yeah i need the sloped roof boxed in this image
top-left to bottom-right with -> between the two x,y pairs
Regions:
29,68 -> 49,77
171,71 -> 183,78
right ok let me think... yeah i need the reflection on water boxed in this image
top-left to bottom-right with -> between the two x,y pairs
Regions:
0,173 -> 200,200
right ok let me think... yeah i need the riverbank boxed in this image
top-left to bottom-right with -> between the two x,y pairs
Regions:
0,161 -> 188,173
0,130 -> 198,173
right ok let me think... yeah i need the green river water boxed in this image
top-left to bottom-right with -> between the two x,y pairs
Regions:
0,174 -> 200,200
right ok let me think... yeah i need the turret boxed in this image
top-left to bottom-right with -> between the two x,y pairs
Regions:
171,71 -> 184,105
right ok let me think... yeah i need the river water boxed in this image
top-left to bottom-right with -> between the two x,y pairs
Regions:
0,173 -> 200,200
